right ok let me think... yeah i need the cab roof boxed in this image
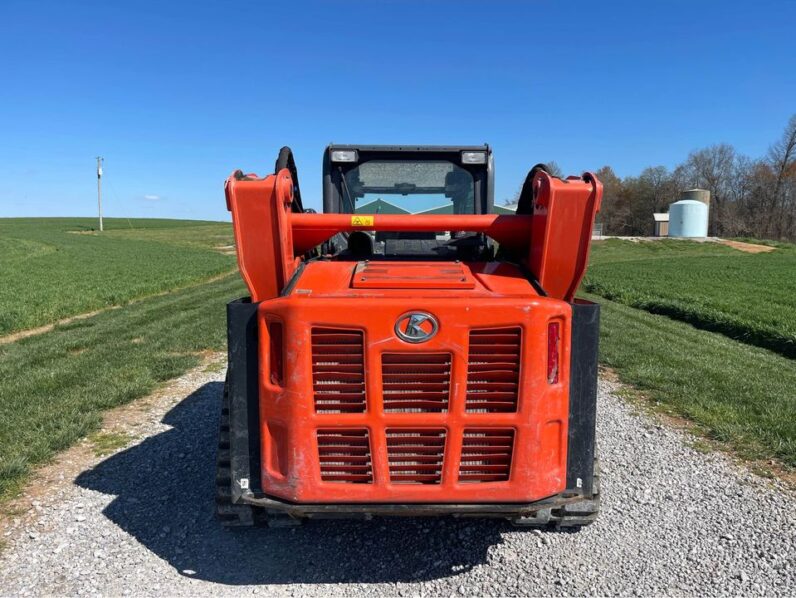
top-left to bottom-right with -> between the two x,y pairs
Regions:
326,144 -> 490,153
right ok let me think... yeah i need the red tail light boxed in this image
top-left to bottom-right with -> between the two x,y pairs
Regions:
547,321 -> 560,384
268,321 -> 283,385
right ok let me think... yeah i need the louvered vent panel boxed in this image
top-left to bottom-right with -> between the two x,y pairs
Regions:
312,328 -> 366,413
317,429 -> 373,483
382,353 -> 451,413
466,328 -> 521,412
386,429 -> 446,484
458,429 -> 514,483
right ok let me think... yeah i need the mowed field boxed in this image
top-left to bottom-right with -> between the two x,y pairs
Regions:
584,239 -> 796,358
0,218 -> 236,335
584,239 -> 796,469
0,218 -> 244,498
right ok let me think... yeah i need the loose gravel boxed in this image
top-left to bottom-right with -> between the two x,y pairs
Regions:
0,366 -> 793,597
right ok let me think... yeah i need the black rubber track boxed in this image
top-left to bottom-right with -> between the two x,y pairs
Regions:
511,461 -> 601,529
215,377 -> 256,526
550,462 -> 601,528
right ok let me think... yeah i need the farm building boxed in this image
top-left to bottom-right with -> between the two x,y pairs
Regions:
355,198 -> 409,214
356,198 -> 518,215
413,203 -> 517,215
653,213 -> 669,237
494,203 -> 517,214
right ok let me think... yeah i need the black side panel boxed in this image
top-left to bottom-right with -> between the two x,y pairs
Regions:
565,300 -> 600,495
322,149 -> 336,214
516,163 -> 553,215
226,298 -> 262,502
486,151 -> 495,213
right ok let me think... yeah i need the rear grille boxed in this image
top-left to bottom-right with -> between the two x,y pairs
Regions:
386,429 -> 446,484
381,353 -> 451,412
317,429 -> 373,483
458,429 -> 515,483
466,328 -> 521,412
312,328 -> 366,413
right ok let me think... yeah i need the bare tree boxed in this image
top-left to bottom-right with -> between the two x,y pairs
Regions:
544,161 -> 564,178
500,116 -> 796,240
507,161 -> 566,205
768,115 -> 796,238
593,166 -> 632,234
677,144 -> 739,236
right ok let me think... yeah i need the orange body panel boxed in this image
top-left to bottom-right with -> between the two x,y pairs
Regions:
528,173 -> 603,301
224,169 -> 298,301
297,261 -> 532,296
257,268 -> 571,503
351,262 -> 477,290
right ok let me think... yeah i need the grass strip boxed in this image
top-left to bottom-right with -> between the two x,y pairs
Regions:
0,274 -> 245,500
586,292 -> 796,468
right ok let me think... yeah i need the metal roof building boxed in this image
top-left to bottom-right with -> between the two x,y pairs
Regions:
653,213 -> 669,237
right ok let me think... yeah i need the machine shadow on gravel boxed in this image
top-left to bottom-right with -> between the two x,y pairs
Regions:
76,382 -> 506,585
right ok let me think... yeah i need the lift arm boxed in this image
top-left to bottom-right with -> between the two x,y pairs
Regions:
225,169 -> 601,302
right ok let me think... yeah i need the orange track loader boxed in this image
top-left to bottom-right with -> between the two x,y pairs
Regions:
218,145 -> 602,527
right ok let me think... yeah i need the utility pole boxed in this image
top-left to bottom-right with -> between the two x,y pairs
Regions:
96,156 -> 104,232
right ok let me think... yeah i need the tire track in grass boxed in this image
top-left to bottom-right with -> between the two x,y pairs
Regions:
0,273 -> 246,500
0,270 -> 238,347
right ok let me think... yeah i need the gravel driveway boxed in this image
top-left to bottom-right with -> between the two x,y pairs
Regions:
0,366 -> 793,596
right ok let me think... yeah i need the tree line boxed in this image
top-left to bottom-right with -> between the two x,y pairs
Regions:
510,114 -> 796,240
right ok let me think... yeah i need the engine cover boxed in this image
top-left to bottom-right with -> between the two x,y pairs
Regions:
255,261 -> 573,504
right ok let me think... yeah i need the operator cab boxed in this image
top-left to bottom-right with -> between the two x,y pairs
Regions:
322,145 -> 496,259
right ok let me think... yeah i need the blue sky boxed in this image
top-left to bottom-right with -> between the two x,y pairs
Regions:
0,0 -> 794,221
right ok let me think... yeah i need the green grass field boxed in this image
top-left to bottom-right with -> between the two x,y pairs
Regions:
0,273 -> 245,498
589,293 -> 796,468
0,218 -> 236,335
584,239 -> 796,358
584,239 -> 796,468
0,217 -> 243,499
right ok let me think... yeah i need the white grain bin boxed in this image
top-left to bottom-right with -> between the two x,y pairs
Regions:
668,199 -> 709,238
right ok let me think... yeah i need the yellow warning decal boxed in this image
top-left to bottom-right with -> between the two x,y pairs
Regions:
350,215 -> 374,226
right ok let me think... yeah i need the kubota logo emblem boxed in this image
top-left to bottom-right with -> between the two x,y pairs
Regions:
395,312 -> 438,343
